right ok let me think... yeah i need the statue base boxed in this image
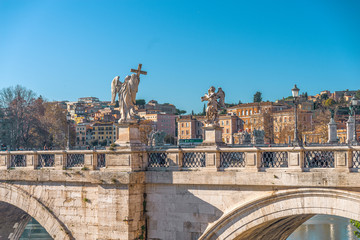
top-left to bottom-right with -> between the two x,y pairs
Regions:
328,118 -> 338,144
114,122 -> 143,147
201,125 -> 224,146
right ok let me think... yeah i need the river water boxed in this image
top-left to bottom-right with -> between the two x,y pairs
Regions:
288,215 -> 357,240
18,214 -> 357,239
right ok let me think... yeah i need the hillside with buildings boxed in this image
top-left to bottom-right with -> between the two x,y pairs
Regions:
62,88 -> 360,149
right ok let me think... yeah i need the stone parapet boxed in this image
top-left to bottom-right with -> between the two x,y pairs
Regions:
0,146 -> 359,173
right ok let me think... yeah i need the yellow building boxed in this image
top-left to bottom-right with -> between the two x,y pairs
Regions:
91,122 -> 116,144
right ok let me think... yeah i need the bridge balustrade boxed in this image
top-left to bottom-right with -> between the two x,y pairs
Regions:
38,154 -> 55,168
148,152 -> 170,168
182,152 -> 206,168
1,146 -> 360,172
260,151 -> 288,168
304,150 -> 335,168
97,154 -> 106,168
353,151 -> 360,168
220,152 -> 245,168
66,154 -> 85,168
10,154 -> 27,168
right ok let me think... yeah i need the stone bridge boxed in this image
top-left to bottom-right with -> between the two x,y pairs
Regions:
0,145 -> 360,239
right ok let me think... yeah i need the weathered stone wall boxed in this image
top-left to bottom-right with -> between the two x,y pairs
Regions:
0,170 -> 145,240
145,171 -> 360,240
0,145 -> 360,239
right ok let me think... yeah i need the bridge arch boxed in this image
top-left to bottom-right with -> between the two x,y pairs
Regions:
0,182 -> 73,240
200,188 -> 360,240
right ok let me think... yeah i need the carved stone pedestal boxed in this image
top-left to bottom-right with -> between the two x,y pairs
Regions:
347,116 -> 355,144
328,118 -> 338,144
115,122 -> 142,147
202,125 -> 224,146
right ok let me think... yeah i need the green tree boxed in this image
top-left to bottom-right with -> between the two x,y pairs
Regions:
320,93 -> 329,100
176,109 -> 187,115
201,104 -> 206,116
136,99 -> 146,106
253,92 -> 262,103
355,90 -> 360,99
99,139 -> 108,146
350,219 -> 360,238
164,134 -> 175,144
90,139 -> 98,147
323,98 -> 336,107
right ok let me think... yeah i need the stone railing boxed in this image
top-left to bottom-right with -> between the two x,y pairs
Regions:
0,150 -> 109,170
145,146 -> 360,172
0,146 -> 360,172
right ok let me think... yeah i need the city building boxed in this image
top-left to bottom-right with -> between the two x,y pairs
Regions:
177,115 -> 241,144
142,113 -> 177,137
78,97 -> 100,103
145,100 -> 177,114
177,115 -> 197,140
75,123 -> 91,146
91,122 -> 116,145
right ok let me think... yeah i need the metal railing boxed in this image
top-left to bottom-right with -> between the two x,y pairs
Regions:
0,146 -> 359,172
97,154 -> 106,168
66,154 -> 84,168
10,155 -> 26,167
148,152 -> 169,168
261,151 -> 288,168
183,152 -> 206,168
38,154 -> 55,168
220,152 -> 245,168
304,151 -> 334,168
353,151 -> 360,168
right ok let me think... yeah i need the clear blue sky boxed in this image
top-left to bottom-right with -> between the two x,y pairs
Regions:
0,0 -> 359,113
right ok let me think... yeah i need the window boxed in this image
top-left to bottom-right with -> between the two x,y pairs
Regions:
181,123 -> 184,127
242,110 -> 244,115
186,130 -> 189,134
181,131 -> 184,135
250,110 -> 252,115
226,129 -> 229,133
226,120 -> 229,125
186,123 -> 189,127
221,121 -> 224,126
246,110 -> 248,115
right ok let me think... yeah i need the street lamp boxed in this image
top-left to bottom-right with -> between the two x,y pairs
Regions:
351,97 -> 359,144
66,112 -> 71,150
291,84 -> 301,146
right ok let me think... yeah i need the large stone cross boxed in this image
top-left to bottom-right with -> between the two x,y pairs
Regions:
130,64 -> 147,78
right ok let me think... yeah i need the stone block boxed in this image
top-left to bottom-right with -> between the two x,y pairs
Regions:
335,151 -> 347,167
205,153 -> 216,166
107,154 -> 130,166
245,152 -> 256,166
289,152 -> 300,166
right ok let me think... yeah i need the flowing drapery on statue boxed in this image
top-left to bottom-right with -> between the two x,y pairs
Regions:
111,64 -> 147,123
201,86 -> 226,126
111,76 -> 122,104
118,74 -> 140,123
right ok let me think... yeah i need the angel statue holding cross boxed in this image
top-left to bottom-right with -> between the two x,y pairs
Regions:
201,86 -> 226,126
111,64 -> 147,123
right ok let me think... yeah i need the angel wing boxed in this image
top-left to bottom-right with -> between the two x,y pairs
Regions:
111,76 -> 122,104
217,87 -> 226,108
